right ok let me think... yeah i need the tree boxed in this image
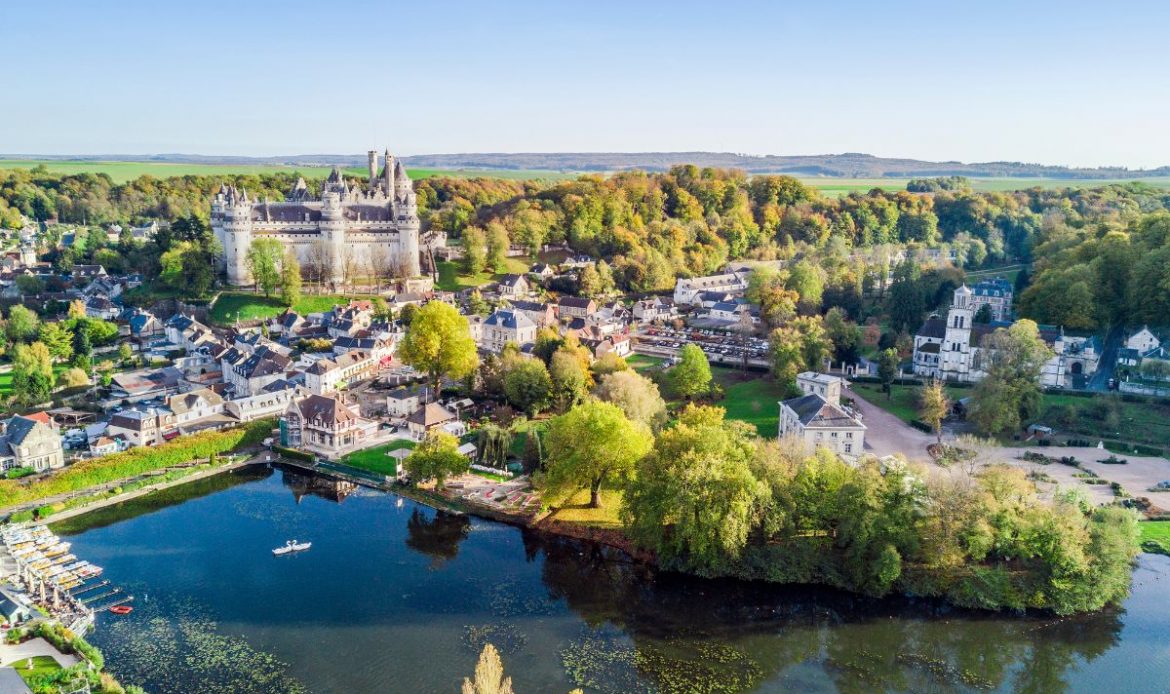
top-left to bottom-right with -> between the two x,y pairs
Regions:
476,424 -> 513,469
970,320 -> 1053,436
592,370 -> 667,431
532,327 -> 564,365
544,400 -> 652,508
670,344 -> 712,400
462,644 -> 514,694
57,367 -> 89,389
745,267 -> 798,328
66,300 -> 86,321
462,226 -> 487,275
877,348 -> 899,399
768,316 -> 832,394
549,348 -> 588,412
824,307 -> 862,366
38,322 -> 73,363
15,275 -> 45,295
918,379 -> 950,446
486,222 -> 509,273
6,305 -> 39,343
246,238 -> 283,296
887,260 -> 925,334
973,304 -> 993,324
280,249 -> 302,307
398,301 -> 479,396
590,352 -> 629,377
624,405 -> 768,571
71,322 -> 93,371
11,342 -> 53,405
399,303 -> 418,327
118,342 -> 134,365
503,358 -> 552,416
404,430 -> 469,488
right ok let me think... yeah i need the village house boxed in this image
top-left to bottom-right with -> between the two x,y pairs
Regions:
971,278 -> 1014,322
386,384 -> 433,419
166,388 -> 226,426
481,309 -> 537,353
71,264 -> 107,281
128,310 -> 164,340
497,274 -> 530,298
633,296 -> 676,323
778,373 -> 866,459
223,381 -> 301,422
673,272 -> 748,305
528,263 -> 556,280
281,393 -> 373,458
405,402 -> 461,440
304,350 -> 377,395
108,406 -> 176,447
85,296 -> 121,320
221,346 -> 292,397
108,367 -> 185,402
507,300 -> 557,328
0,412 -> 64,472
558,296 -> 597,319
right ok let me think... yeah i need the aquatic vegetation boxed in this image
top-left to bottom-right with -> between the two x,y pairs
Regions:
98,599 -> 306,694
464,623 -> 528,655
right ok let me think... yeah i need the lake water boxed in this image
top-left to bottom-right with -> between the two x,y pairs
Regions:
51,465 -> 1170,693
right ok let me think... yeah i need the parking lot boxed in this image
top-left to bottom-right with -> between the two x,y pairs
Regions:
634,326 -> 771,367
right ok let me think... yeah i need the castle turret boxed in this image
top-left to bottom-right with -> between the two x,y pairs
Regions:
321,191 -> 346,285
212,185 -> 254,285
367,150 -> 378,189
393,159 -> 421,277
383,148 -> 394,199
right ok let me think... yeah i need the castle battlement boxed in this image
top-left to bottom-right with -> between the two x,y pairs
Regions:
212,148 -> 421,286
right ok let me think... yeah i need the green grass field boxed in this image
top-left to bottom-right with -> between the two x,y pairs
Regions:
718,374 -> 787,436
1139,520 -> 1170,555
209,292 -> 370,324
0,159 -> 577,185
6,159 -> 1167,192
850,381 -> 965,424
342,440 -> 415,476
1035,393 -> 1170,450
14,655 -> 63,685
434,258 -> 530,292
626,354 -> 666,373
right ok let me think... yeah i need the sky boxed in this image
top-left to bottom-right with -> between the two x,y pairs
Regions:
2,0 -> 1168,168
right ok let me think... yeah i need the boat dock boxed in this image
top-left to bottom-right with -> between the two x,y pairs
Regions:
0,524 -> 128,632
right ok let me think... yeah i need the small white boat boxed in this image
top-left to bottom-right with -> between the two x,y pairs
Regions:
272,540 -> 311,556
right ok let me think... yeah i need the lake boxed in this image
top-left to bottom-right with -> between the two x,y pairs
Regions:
51,465 -> 1170,693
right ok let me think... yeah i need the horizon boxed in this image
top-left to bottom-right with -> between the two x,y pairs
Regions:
3,0 -> 1169,168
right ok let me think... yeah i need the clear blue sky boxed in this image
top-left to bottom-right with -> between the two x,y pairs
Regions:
2,0 -> 1167,168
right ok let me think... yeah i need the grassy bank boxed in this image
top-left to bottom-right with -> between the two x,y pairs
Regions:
0,418 -> 273,511
341,440 -> 415,476
1140,520 -> 1170,555
209,292 -> 372,324
435,258 -> 530,292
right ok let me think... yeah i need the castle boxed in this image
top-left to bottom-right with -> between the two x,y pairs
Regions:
212,148 -> 421,286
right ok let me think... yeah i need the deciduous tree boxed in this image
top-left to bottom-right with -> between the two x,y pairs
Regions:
670,343 -> 712,400
399,301 -> 479,396
544,400 -> 652,508
405,430 -> 469,488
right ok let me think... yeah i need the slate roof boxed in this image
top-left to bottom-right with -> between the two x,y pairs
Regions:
387,384 -> 432,401
782,394 -> 865,430
484,309 -> 535,330
295,394 -> 357,426
559,296 -> 595,309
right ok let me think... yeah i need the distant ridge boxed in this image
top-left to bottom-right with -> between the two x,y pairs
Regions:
2,151 -> 1168,179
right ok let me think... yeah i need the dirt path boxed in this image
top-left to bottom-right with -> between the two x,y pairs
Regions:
845,385 -> 934,459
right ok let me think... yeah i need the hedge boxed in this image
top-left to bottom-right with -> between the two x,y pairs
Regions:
273,445 -> 313,462
0,418 -> 275,510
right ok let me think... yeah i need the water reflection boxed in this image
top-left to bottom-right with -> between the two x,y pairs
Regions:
405,509 -> 471,568
278,466 -> 358,503
531,533 -> 1125,693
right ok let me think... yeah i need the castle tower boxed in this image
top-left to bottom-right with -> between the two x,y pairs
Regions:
320,191 -> 346,285
393,159 -> 421,277
213,186 -> 254,285
383,148 -> 394,199
367,150 -> 378,189
940,285 -> 975,381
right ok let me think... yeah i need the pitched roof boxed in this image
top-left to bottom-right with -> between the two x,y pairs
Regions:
295,394 -> 357,426
782,393 -> 865,430
484,309 -> 535,330
406,402 -> 456,426
559,296 -> 595,309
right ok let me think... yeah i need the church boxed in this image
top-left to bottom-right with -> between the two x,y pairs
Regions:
912,285 -> 1101,388
212,148 -> 421,286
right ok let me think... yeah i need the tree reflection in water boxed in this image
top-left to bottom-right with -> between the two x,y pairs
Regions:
530,532 -> 1124,693
405,508 -> 471,568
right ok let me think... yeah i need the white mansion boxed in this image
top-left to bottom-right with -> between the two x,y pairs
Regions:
778,372 -> 866,459
212,148 -> 421,286
912,285 -> 1100,388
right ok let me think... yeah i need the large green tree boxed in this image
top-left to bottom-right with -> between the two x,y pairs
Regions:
592,370 -> 667,431
544,400 -> 652,508
404,430 -> 469,488
503,357 -> 553,416
670,343 -> 712,400
280,249 -> 302,307
398,301 -> 480,396
970,320 -> 1053,436
246,238 -> 284,296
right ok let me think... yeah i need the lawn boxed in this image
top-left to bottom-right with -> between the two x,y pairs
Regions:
627,354 -> 665,373
1033,393 -> 1170,451
435,258 -> 530,292
0,365 -> 68,397
342,440 -> 415,476
209,291 -> 369,324
719,374 -> 787,436
850,381 -> 964,424
1139,520 -> 1170,555
14,655 -> 62,685
548,488 -> 624,529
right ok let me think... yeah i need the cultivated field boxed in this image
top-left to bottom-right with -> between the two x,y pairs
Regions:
4,159 -> 1167,193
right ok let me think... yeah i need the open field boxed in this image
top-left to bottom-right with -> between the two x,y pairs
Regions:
719,372 -> 787,436
1140,521 -> 1170,554
0,159 -> 577,184
796,176 -> 1170,197
342,440 -> 415,476
5,159 -> 1169,192
434,258 -> 529,292
209,292 -> 370,324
